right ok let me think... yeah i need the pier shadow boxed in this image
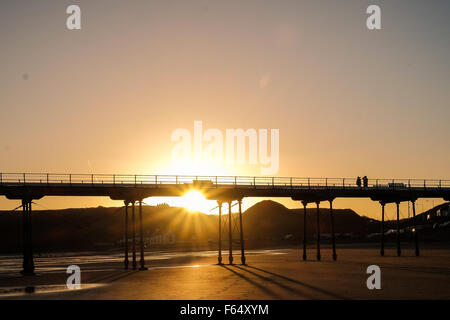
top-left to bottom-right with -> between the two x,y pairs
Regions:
232,265 -> 317,299
220,265 -> 283,299
242,265 -> 349,299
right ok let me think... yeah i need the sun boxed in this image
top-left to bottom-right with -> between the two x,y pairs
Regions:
143,190 -> 219,214
181,190 -> 213,213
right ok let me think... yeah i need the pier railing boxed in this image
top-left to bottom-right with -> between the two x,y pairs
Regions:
0,173 -> 449,190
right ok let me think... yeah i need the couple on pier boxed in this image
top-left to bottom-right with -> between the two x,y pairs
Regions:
356,176 -> 368,188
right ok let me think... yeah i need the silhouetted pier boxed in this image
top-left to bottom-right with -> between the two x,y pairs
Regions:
1,173 -> 449,275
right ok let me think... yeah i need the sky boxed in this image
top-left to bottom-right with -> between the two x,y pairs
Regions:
1,0 -> 449,218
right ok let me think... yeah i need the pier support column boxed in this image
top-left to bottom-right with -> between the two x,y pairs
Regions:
412,200 -> 419,256
132,201 -> 137,269
380,202 -> 385,257
302,201 -> 307,261
124,201 -> 129,269
21,199 -> 35,276
228,201 -> 233,265
329,200 -> 337,261
396,201 -> 401,257
238,199 -> 246,265
217,201 -> 223,265
139,200 -> 147,270
316,201 -> 321,261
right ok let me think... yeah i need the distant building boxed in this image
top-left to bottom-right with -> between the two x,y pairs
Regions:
283,234 -> 294,240
148,231 -> 176,244
427,203 -> 449,220
437,205 -> 448,217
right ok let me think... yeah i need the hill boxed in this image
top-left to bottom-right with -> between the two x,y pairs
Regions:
1,200 -> 443,253
243,200 -> 367,240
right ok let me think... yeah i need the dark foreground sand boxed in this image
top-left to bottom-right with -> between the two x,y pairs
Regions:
0,246 -> 449,299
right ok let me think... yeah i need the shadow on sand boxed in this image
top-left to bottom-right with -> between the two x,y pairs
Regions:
221,264 -> 349,299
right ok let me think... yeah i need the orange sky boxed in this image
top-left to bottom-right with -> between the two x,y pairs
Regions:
1,1 -> 449,218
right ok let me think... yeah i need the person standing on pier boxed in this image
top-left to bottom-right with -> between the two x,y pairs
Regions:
363,176 -> 368,187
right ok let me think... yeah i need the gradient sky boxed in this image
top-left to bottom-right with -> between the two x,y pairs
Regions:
1,0 -> 449,218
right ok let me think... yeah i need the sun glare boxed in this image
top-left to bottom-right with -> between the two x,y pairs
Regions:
181,190 -> 212,213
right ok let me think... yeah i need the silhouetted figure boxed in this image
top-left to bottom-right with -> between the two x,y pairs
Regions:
363,176 -> 368,188
356,176 -> 361,188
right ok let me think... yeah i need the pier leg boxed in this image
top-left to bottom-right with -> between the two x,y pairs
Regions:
218,201 -> 223,264
329,200 -> 337,261
396,201 -> 401,257
21,199 -> 35,276
380,202 -> 385,257
412,200 -> 419,256
139,200 -> 147,270
132,201 -> 137,269
124,201 -> 129,269
228,201 -> 233,265
316,201 -> 321,261
238,199 -> 246,265
302,201 -> 307,261
22,200 -> 27,273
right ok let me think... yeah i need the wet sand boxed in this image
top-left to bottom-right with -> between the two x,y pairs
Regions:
0,246 -> 449,299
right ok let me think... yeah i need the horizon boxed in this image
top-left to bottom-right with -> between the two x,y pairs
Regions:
1,197 -> 445,223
